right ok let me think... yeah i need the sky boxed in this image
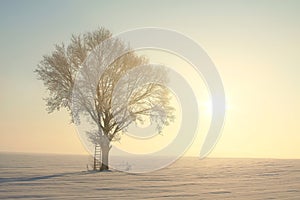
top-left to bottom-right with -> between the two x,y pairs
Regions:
0,0 -> 299,158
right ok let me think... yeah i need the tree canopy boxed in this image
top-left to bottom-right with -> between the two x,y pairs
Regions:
35,27 -> 175,170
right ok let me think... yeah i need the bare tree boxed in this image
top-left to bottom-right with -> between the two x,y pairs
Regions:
35,28 -> 174,171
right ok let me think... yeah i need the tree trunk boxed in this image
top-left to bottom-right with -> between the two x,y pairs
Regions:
100,143 -> 110,171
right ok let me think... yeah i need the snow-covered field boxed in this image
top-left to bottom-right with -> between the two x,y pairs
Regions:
0,153 -> 299,199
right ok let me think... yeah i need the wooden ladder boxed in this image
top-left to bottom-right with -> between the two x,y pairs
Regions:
93,144 -> 102,171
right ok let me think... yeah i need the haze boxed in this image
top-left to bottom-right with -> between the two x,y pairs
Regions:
0,0 -> 299,159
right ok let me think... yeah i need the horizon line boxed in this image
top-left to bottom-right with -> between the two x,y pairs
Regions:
1,151 -> 299,160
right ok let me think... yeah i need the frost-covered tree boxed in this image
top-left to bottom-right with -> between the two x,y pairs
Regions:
35,28 -> 174,171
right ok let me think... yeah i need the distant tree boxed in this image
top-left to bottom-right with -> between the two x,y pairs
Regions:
35,28 -> 174,171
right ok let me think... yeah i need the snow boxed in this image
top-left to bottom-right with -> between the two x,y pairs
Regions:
0,153 -> 299,199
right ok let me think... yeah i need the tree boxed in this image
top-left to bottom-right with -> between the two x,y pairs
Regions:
35,28 -> 174,171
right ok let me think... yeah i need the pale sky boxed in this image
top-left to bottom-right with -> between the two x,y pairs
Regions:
0,0 -> 299,158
